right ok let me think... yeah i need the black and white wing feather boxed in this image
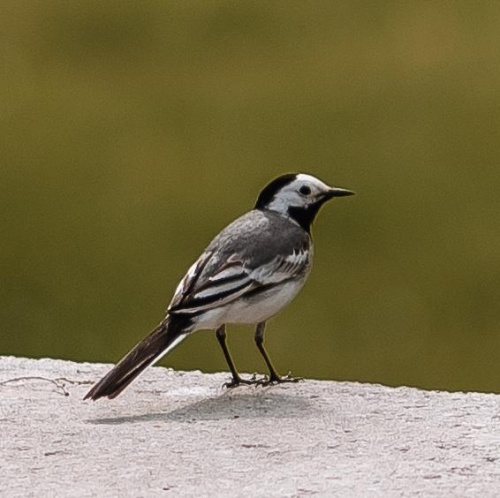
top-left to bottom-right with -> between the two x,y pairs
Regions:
168,252 -> 255,314
167,209 -> 311,316
168,249 -> 310,315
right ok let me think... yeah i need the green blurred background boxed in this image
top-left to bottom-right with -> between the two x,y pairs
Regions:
2,1 -> 500,393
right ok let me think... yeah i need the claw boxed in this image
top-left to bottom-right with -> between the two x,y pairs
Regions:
254,375 -> 270,387
255,372 -> 303,387
283,372 -> 303,383
223,375 -> 266,389
223,380 -> 242,389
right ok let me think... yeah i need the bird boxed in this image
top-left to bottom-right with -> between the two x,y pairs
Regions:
84,173 -> 354,400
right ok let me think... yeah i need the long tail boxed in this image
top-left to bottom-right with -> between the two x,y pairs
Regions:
84,316 -> 187,401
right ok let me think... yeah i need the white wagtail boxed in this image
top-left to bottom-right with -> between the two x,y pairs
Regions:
85,173 -> 354,400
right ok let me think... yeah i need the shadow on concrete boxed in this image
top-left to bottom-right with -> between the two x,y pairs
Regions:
87,391 -> 315,425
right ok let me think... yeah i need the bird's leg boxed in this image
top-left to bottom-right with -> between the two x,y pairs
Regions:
254,322 -> 302,385
215,325 -> 259,388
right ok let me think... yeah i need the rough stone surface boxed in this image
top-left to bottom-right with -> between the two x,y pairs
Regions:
1,356 -> 500,497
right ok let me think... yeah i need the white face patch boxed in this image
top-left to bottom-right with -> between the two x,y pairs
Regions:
295,173 -> 331,190
266,173 -> 332,215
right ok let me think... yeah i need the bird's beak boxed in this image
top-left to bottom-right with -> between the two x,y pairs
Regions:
324,187 -> 355,199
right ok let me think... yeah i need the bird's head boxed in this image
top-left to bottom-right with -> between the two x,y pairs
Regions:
255,173 -> 354,233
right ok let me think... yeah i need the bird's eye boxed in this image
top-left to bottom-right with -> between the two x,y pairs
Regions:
299,186 -> 311,196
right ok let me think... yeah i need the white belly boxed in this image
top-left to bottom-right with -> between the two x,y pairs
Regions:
192,277 -> 307,330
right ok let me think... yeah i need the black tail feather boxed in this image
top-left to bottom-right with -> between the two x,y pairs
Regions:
84,317 -> 185,401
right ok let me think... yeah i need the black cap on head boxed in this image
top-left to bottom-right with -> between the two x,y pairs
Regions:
255,173 -> 297,210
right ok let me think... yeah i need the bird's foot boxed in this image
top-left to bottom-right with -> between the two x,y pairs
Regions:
223,373 -> 264,389
255,372 -> 303,387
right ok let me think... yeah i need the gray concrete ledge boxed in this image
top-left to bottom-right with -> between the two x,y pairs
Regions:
1,356 -> 500,497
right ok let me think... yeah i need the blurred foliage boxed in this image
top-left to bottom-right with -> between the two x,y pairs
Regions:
1,1 -> 500,392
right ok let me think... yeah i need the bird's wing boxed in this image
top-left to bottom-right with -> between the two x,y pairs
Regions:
168,252 -> 255,314
168,247 -> 310,315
